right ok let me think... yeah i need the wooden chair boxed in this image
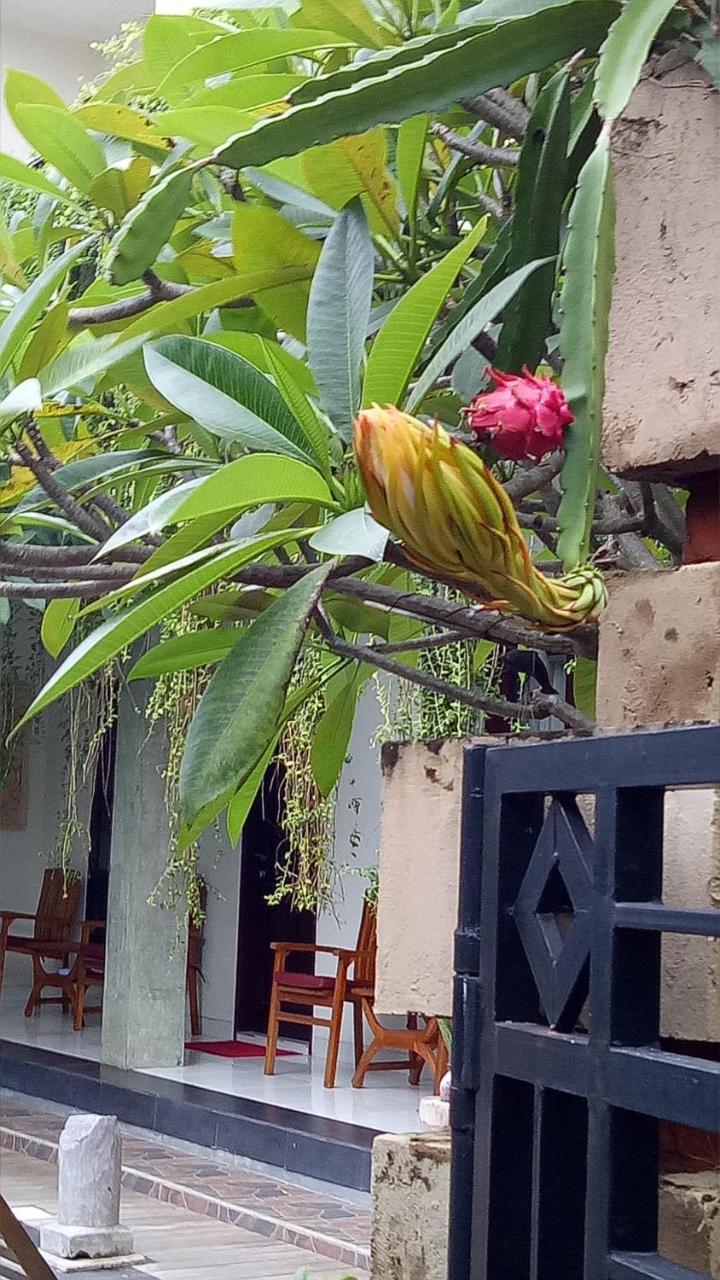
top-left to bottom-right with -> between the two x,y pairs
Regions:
265,900 -> 377,1089
23,922 -> 105,1029
0,869 -> 81,1005
352,1010 -> 448,1092
35,912 -> 205,1033
265,902 -> 447,1090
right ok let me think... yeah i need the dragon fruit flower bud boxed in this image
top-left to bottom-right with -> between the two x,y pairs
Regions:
464,366 -> 573,462
353,404 -> 606,632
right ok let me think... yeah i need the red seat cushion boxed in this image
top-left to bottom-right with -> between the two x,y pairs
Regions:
274,971 -> 335,992
274,971 -> 374,998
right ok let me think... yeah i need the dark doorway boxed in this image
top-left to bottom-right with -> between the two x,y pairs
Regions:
85,720 -> 116,935
234,763 -> 316,1042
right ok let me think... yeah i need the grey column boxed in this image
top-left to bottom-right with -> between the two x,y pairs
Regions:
101,679 -> 187,1069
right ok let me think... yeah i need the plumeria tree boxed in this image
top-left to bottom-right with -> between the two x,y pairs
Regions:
0,0 -> 709,872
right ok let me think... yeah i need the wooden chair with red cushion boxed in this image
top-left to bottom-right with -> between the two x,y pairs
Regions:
22,922 -> 105,1029
265,899 -> 449,1091
57,905 -> 205,1033
0,869 -> 81,1006
265,900 -> 377,1089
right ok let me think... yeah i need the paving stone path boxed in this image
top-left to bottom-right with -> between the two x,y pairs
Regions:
0,1098 -> 370,1277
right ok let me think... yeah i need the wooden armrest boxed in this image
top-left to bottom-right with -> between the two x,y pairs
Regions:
76,920 -> 106,943
0,911 -> 36,924
270,942 -> 345,957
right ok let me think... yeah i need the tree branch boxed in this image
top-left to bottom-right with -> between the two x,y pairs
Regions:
320,630 -> 592,731
517,510 -> 644,536
504,454 -> 564,500
68,272 -> 194,329
10,435 -> 151,563
0,579 -> 119,598
432,122 -> 520,168
0,541 -> 598,658
228,561 -> 597,659
460,88 -> 530,138
372,627 -> 472,655
0,547 -> 131,580
631,480 -> 684,560
0,543 -> 98,566
68,269 -> 253,329
90,491 -> 162,548
11,440 -> 111,543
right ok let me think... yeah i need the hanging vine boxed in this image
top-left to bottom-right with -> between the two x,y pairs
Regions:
51,668 -> 117,876
145,606 -> 213,926
374,583 -> 504,745
267,646 -> 337,914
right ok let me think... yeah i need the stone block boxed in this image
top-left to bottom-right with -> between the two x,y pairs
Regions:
660,1173 -> 720,1277
57,1116 -> 122,1229
39,1223 -> 134,1263
418,1097 -> 451,1131
40,1115 -> 134,1264
597,564 -> 720,1041
661,789 -> 720,1041
603,56 -> 720,481
371,1131 -> 450,1280
375,739 -> 471,1017
597,565 -> 720,727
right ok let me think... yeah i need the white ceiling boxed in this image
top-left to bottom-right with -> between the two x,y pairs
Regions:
0,0 -> 154,43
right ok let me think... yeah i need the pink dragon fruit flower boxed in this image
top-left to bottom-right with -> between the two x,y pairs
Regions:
464,366 -> 573,462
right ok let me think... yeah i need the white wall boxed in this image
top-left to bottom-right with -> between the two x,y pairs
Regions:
317,685 -> 382,957
196,832 -> 240,1038
0,0 -> 153,155
314,685 -> 382,1047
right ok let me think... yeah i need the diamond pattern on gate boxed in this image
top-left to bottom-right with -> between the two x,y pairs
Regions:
512,797 -> 594,1030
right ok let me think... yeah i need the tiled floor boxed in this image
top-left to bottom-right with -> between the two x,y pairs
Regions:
0,987 -> 432,1134
0,1096 -> 371,1270
0,1147 -> 369,1279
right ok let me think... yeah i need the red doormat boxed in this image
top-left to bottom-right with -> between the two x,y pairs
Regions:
185,1040 -> 299,1059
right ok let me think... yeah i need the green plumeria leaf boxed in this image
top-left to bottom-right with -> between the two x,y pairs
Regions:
0,237 -> 95,380
408,258 -> 552,412
307,198 -> 374,442
0,152 -> 79,206
13,105 -> 105,194
311,661 -> 369,796
129,627 -> 237,679
144,336 -> 319,463
179,563 -> 331,831
40,597 -> 81,659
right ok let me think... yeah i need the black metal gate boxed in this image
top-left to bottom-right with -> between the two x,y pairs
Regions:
449,724 -> 720,1280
